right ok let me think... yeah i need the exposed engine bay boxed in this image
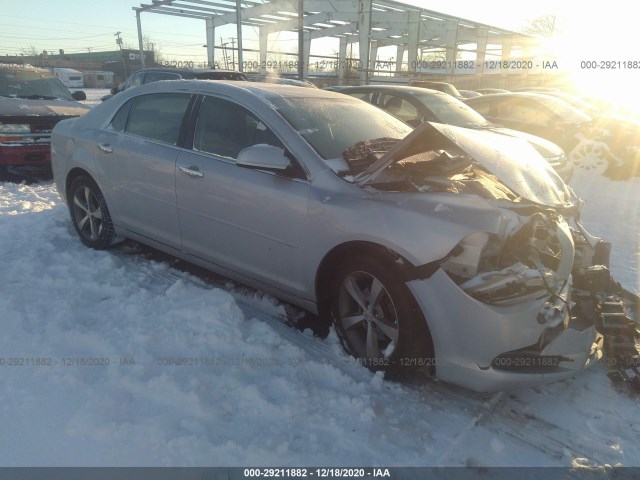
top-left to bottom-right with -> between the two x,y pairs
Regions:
342,124 -> 639,391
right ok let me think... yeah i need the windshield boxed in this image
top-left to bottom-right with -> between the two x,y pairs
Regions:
534,95 -> 592,123
269,96 -> 412,160
414,92 -> 491,127
0,67 -> 74,100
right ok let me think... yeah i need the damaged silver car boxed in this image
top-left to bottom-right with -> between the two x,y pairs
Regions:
52,81 -> 619,391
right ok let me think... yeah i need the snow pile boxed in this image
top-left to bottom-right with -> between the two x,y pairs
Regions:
0,180 -> 639,467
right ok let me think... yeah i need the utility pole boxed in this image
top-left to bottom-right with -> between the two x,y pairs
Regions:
230,37 -> 236,71
220,36 -> 228,69
297,0 -> 303,80
115,31 -> 128,78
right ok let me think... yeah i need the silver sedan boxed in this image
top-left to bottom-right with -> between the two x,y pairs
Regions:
52,80 -> 609,391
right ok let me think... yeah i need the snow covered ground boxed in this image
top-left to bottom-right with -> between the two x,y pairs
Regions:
0,172 -> 638,467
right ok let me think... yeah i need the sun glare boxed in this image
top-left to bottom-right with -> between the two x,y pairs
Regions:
536,5 -> 640,116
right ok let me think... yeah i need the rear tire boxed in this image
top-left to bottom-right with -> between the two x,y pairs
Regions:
329,255 -> 433,373
68,175 -> 115,249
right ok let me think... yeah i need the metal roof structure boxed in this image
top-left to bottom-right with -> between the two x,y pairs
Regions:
132,0 -> 532,84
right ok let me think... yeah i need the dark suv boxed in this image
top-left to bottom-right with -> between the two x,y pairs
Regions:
102,67 -> 247,101
0,63 -> 89,176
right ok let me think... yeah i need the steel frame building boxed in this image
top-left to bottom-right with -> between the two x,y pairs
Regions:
132,0 -> 533,85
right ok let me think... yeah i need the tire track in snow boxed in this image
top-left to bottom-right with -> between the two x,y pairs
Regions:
110,244 -> 631,467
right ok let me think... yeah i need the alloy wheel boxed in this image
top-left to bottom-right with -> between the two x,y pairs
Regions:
337,271 -> 400,359
72,185 -> 105,241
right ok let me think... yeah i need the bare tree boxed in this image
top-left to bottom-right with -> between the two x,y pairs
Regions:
523,15 -> 559,37
123,36 -> 164,65
143,35 -> 164,64
20,45 -> 39,58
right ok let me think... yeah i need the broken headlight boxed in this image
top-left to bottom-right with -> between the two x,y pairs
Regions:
441,214 -> 574,306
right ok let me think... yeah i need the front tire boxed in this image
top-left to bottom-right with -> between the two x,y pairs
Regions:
330,256 -> 432,372
68,175 -> 115,249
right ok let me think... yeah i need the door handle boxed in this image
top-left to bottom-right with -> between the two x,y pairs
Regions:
179,166 -> 204,178
97,143 -> 112,153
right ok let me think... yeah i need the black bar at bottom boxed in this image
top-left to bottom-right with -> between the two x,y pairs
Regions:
0,467 -> 636,480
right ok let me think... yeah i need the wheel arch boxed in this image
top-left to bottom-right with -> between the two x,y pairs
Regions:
65,167 -> 95,203
315,241 -> 436,354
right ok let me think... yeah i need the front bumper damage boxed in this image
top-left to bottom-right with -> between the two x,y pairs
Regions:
408,270 -> 603,392
406,206 -> 636,392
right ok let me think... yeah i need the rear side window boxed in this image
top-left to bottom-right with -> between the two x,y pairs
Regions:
496,99 -> 554,126
127,72 -> 144,89
109,98 -> 134,132
144,72 -> 182,83
379,93 -> 420,124
124,93 -> 191,145
346,91 -> 373,102
467,100 -> 492,116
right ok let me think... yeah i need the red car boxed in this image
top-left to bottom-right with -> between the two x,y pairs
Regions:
0,63 -> 89,176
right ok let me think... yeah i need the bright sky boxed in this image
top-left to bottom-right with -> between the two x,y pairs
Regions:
0,0 -> 602,57
1,0 -> 638,108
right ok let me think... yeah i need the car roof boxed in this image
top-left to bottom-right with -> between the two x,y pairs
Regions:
465,92 -> 565,102
410,80 -> 450,86
129,79 -> 348,101
332,84 -> 447,97
135,67 -> 242,75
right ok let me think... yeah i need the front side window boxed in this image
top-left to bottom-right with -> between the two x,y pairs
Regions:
497,99 -> 553,126
379,93 -> 420,125
124,93 -> 191,145
193,96 -> 283,159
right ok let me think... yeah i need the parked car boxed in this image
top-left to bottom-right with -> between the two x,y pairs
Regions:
330,85 -> 572,180
465,92 -> 640,177
247,74 -> 317,88
409,80 -> 464,99
0,63 -> 89,177
475,88 -> 509,95
458,89 -> 482,98
512,86 -> 561,93
101,67 -> 247,101
53,80 -> 613,392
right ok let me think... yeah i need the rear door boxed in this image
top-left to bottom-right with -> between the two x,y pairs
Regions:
96,92 -> 193,248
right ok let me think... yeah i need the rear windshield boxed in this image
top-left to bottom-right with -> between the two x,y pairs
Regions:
0,67 -> 74,100
414,91 -> 491,127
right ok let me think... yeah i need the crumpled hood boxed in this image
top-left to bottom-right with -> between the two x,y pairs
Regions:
485,126 -> 564,158
0,97 -> 89,117
356,121 -> 567,208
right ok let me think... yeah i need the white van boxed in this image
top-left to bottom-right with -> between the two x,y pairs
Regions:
51,68 -> 84,89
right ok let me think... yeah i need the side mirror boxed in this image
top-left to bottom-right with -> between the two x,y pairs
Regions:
236,144 -> 292,172
72,90 -> 87,101
110,86 -> 120,95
